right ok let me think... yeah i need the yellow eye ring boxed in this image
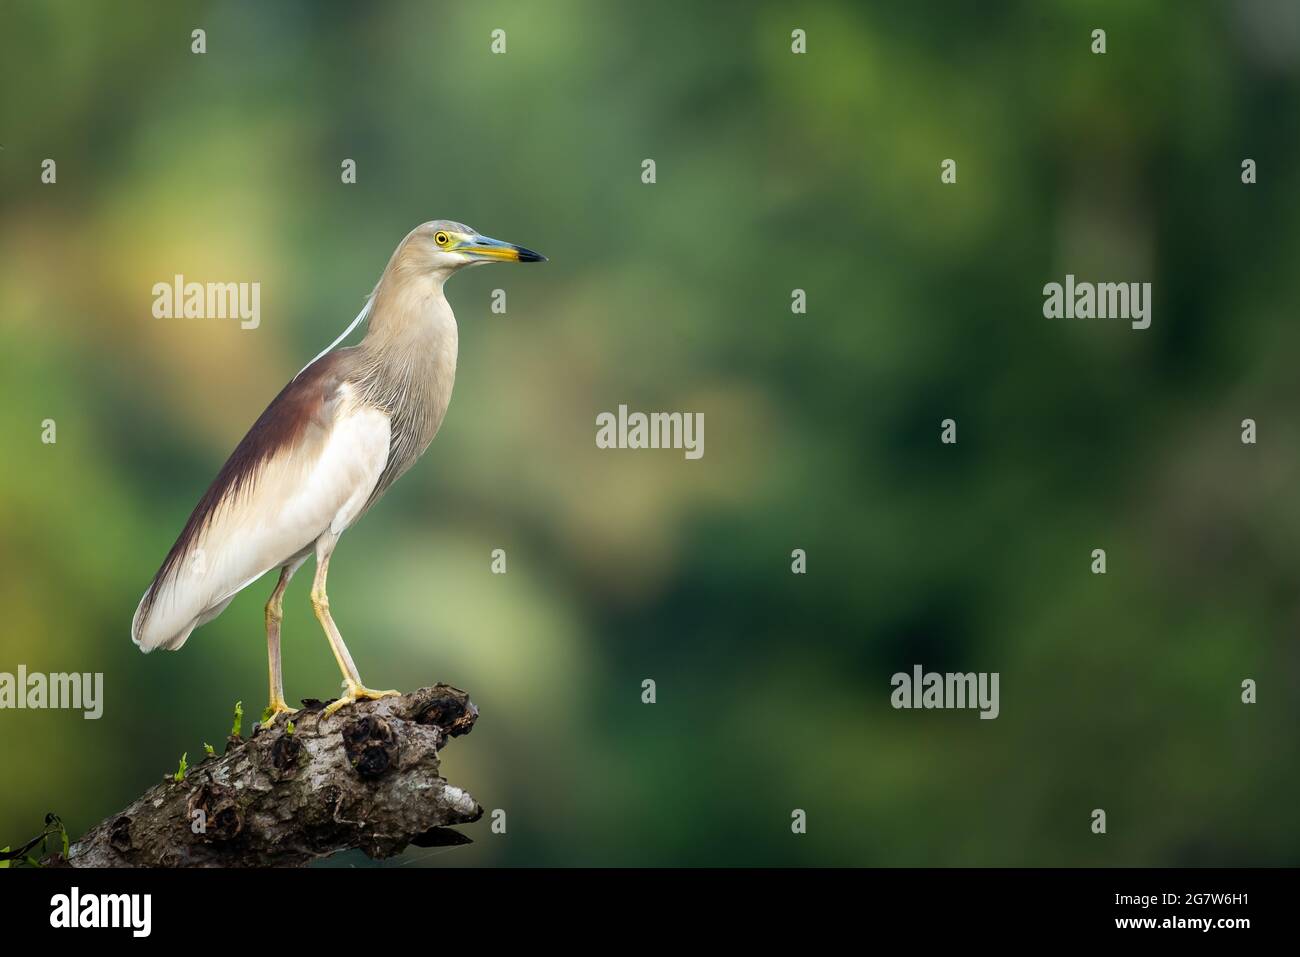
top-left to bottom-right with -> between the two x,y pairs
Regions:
434,231 -> 451,247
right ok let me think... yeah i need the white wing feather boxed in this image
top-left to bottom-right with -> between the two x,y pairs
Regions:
132,389 -> 390,652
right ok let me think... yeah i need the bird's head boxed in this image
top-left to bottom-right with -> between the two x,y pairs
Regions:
400,220 -> 546,277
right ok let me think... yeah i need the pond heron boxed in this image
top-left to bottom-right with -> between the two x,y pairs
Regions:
131,221 -> 545,724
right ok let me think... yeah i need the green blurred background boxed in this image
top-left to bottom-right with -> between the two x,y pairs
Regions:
2,0 -> 1299,866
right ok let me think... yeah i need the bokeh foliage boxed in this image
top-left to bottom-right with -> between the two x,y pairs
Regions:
1,0 -> 1298,865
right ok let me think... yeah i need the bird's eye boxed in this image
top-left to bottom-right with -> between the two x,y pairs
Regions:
434,231 -> 450,247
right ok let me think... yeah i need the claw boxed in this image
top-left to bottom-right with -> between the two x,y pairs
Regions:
260,701 -> 298,729
322,683 -> 400,719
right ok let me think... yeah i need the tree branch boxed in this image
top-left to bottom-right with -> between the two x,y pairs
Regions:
46,684 -> 482,867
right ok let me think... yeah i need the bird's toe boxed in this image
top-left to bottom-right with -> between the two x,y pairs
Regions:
355,687 -> 401,701
260,702 -> 299,728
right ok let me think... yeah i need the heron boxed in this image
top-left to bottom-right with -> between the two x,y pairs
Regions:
131,221 -> 545,724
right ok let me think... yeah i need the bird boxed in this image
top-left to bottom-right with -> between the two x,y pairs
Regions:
131,221 -> 545,724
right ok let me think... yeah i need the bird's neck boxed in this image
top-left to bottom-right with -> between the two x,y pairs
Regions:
352,264 -> 460,482
358,264 -> 459,391
361,263 -> 457,357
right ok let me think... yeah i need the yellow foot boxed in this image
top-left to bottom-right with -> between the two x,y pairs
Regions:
322,683 -> 400,719
260,701 -> 298,729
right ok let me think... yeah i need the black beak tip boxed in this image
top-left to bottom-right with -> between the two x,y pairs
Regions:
517,246 -> 546,263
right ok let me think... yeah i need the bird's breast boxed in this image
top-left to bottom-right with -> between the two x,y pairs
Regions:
353,330 -> 458,505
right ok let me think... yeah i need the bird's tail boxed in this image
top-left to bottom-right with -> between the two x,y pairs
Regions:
131,584 -> 197,653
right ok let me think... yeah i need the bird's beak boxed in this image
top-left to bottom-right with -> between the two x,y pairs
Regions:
460,234 -> 547,263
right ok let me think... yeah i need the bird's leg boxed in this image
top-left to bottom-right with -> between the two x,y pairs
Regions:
261,560 -> 303,728
310,535 -> 399,719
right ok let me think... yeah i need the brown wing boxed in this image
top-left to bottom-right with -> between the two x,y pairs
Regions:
132,349 -> 354,650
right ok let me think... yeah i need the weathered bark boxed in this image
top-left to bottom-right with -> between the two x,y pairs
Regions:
48,684 -> 481,867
